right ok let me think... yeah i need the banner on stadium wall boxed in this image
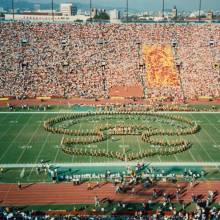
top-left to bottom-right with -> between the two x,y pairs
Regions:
213,63 -> 219,69
36,97 -> 51,100
198,96 -> 213,101
0,98 -> 9,101
111,96 -> 125,100
142,44 -> 178,88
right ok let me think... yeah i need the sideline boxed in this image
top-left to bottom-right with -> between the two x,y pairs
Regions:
1,162 -> 220,168
0,111 -> 220,114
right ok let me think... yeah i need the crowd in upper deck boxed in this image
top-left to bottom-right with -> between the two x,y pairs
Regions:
0,22 -> 219,101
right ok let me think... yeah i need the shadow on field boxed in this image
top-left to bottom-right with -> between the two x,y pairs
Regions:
22,183 -> 36,190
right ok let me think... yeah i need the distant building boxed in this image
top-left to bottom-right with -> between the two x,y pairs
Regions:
91,8 -> 97,18
72,6 -> 77,16
5,12 -> 89,22
60,3 -> 77,16
109,9 -> 120,20
100,9 -> 106,13
36,9 -> 56,14
207,11 -> 213,20
172,6 -> 177,19
189,10 -> 205,18
77,9 -> 84,15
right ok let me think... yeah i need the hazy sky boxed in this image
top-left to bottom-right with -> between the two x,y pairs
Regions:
26,0 -> 220,11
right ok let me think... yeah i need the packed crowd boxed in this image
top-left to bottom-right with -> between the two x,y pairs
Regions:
1,200 -> 220,219
0,22 -> 220,101
1,163 -> 220,219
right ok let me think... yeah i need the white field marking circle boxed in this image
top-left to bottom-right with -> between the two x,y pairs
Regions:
86,145 -> 97,148
150,145 -> 161,148
0,111 -> 220,114
54,145 -> 61,149
9,120 -> 18,124
91,120 -> 99,123
213,145 -> 220,149
196,120 -> 203,123
20,145 -> 32,149
119,145 -> 130,148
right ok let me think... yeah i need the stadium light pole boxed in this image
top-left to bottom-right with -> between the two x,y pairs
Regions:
90,0 -> 92,19
12,0 -> 15,20
126,0 -> 128,23
176,62 -> 186,103
137,42 -> 141,60
101,61 -> 107,98
162,0 -> 165,18
198,0 -> 202,22
51,0 -> 54,22
139,63 -> 147,99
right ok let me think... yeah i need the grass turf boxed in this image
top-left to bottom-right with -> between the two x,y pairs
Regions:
0,112 -> 219,164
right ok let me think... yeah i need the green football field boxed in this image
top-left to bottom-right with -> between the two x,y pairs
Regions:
0,112 -> 220,164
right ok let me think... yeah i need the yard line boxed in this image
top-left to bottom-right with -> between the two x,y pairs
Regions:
16,117 -> 45,163
212,113 -> 220,124
156,118 -> 178,162
190,114 -> 215,162
53,128 -> 67,164
136,136 -> 142,153
133,118 -> 142,153
53,145 -> 60,163
188,148 -> 197,162
27,115 -> 50,179
0,113 -> 10,124
4,161 -> 220,168
71,118 -> 83,163
202,114 -> 220,135
127,114 -> 142,154
197,115 -> 220,146
0,111 -> 219,114
106,115 -> 109,162
0,114 -> 21,140
0,114 -> 34,163
16,115 -> 47,164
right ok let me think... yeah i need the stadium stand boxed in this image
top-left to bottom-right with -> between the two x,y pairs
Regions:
0,22 -> 219,102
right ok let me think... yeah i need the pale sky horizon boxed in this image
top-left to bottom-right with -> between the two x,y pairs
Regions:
25,0 -> 220,11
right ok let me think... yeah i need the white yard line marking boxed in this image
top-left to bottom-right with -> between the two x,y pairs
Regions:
202,114 -> 220,135
0,111 -> 219,114
0,113 -> 10,123
53,146 -> 60,163
27,116 -> 51,179
136,136 -> 142,153
156,118 -> 173,162
0,114 -> 34,163
196,115 -> 220,150
127,114 -> 142,155
106,116 -> 109,162
53,129 -> 67,164
190,114 -> 215,162
0,114 -> 21,141
16,116 -> 45,164
71,119 -> 82,163
185,114 -> 198,162
188,147 -> 197,162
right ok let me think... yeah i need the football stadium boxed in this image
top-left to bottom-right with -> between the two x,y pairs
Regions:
0,0 -> 220,219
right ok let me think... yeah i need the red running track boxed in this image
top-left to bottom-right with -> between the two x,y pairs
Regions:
1,98 -> 220,108
0,181 -> 220,206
